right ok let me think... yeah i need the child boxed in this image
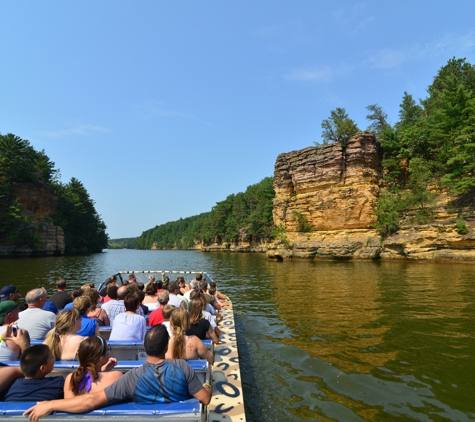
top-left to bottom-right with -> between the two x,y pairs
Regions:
4,344 -> 64,401
161,304 -> 175,336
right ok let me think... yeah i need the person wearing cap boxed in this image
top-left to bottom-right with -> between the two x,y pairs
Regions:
0,301 -> 31,360
99,276 -> 117,300
0,285 -> 21,303
50,280 -> 72,310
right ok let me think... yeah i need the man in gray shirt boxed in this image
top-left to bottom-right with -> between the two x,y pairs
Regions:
17,288 -> 55,340
24,325 -> 211,420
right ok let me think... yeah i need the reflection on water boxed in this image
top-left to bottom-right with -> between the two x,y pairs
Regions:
1,251 -> 474,421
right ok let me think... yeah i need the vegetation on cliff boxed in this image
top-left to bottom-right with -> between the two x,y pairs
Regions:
133,177 -> 275,250
317,58 -> 475,237
0,133 -> 108,253
373,57 -> 475,236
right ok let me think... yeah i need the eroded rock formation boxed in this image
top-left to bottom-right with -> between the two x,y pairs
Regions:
267,133 -> 475,261
0,182 -> 65,256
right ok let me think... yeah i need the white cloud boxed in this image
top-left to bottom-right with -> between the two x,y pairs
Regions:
40,125 -> 110,138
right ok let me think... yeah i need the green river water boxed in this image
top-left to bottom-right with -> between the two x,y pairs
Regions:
1,250 -> 474,421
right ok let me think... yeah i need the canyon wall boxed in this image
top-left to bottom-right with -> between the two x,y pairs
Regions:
267,133 -> 475,261
0,182 -> 65,256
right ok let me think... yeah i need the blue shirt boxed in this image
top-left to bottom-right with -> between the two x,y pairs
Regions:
77,314 -> 97,336
5,376 -> 64,401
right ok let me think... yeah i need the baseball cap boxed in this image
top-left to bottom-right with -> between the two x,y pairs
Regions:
0,285 -> 19,302
0,300 -> 19,324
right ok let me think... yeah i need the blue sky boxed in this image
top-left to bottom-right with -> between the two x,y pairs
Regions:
2,1 -> 475,238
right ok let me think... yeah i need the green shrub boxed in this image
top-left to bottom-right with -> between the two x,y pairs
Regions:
456,218 -> 469,234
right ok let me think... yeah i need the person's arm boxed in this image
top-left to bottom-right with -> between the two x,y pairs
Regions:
195,337 -> 214,364
212,299 -> 222,311
101,357 -> 118,372
193,384 -> 211,405
24,390 -> 109,421
94,323 -> 100,337
0,366 -> 23,394
207,325 -> 219,344
101,310 -> 110,326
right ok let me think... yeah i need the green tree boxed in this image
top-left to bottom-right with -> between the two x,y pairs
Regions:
53,178 -> 108,253
396,92 -> 423,130
365,104 -> 389,139
320,108 -> 359,147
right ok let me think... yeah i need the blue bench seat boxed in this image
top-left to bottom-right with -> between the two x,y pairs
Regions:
0,400 -> 205,421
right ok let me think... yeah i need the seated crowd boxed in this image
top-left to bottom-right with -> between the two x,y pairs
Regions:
0,274 -> 228,419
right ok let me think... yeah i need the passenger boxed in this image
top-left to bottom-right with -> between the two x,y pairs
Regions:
128,274 -> 137,284
160,304 -> 175,336
177,276 -> 190,294
100,285 -> 119,321
109,293 -> 146,342
208,281 -> 229,308
86,289 -> 110,326
0,301 -> 31,360
209,281 -> 230,304
148,290 -> 169,326
168,281 -> 186,309
64,336 -> 122,398
143,282 -> 159,311
44,309 -> 84,361
144,274 -> 155,291
137,290 -> 149,315
199,280 -> 222,312
154,279 -> 163,293
186,299 -> 219,344
24,325 -> 211,421
99,276 -> 117,299
63,289 -> 83,310
103,286 -> 144,326
4,344 -> 64,401
0,285 -> 22,303
165,308 -> 213,364
184,278 -> 199,301
17,287 -> 55,340
73,296 -> 100,337
189,290 -> 221,337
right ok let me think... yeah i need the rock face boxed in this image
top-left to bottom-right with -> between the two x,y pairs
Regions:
267,133 -> 475,261
272,132 -> 382,231
0,182 -> 65,256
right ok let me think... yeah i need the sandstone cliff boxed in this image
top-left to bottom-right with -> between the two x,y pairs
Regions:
0,182 -> 65,256
267,133 -> 475,261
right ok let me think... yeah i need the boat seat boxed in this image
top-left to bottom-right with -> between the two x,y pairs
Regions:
0,400 -> 205,421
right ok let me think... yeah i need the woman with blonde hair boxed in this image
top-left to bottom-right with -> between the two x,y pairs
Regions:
73,296 -> 100,337
64,336 -> 122,398
165,308 -> 213,364
44,309 -> 84,360
186,299 -> 219,344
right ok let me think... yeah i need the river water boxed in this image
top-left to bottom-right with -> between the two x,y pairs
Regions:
1,250 -> 474,421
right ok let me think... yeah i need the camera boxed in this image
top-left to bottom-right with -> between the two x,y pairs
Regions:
12,325 -> 18,336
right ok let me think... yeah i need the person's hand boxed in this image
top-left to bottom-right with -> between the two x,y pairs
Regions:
3,323 -> 30,352
101,357 -> 117,372
23,401 -> 53,421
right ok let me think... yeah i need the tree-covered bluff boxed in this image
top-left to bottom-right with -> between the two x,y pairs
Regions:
268,57 -> 475,261
0,133 -> 108,256
130,177 -> 275,251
